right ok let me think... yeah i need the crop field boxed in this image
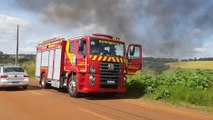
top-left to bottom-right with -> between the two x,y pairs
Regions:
166,61 -> 213,70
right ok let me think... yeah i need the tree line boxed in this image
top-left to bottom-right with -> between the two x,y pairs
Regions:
0,51 -> 35,65
142,57 -> 213,74
142,57 -> 178,74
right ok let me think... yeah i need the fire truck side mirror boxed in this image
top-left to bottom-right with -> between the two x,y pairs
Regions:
130,46 -> 135,56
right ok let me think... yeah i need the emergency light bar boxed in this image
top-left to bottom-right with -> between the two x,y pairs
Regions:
93,33 -> 113,39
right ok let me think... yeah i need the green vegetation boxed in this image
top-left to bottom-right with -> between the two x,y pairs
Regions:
0,51 -> 35,65
21,61 -> 35,78
0,51 -> 35,77
127,69 -> 213,111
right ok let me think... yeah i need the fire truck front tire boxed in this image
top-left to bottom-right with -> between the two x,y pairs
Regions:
68,75 -> 79,97
40,73 -> 50,89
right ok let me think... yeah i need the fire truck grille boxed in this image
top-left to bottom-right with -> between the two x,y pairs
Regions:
100,62 -> 120,89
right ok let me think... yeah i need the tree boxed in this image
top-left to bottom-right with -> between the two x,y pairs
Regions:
0,51 -> 3,59
0,51 -> 3,55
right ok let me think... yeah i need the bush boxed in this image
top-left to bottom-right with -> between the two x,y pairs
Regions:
21,61 -> 35,78
127,69 -> 213,107
167,86 -> 213,106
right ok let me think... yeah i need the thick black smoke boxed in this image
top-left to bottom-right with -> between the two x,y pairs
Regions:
15,0 -> 213,58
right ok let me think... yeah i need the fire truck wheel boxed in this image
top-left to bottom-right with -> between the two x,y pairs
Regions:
41,73 -> 50,89
68,75 -> 79,97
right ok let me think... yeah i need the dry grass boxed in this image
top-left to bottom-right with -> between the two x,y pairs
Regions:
166,61 -> 213,70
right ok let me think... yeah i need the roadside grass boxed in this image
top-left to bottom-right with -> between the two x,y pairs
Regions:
126,69 -> 213,112
143,86 -> 213,112
21,61 -> 35,78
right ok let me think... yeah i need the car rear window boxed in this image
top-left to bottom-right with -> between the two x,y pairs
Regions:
3,67 -> 25,72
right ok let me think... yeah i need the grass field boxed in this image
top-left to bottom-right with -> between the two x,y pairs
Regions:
166,61 -> 213,70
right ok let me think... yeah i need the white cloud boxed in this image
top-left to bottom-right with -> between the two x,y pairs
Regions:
203,43 -> 209,47
191,28 -> 202,35
192,47 -> 207,53
0,14 -> 33,54
0,14 -> 30,43
84,24 -> 97,31
83,23 -> 106,33
0,40 -> 6,43
19,47 -> 35,54
0,14 -> 29,29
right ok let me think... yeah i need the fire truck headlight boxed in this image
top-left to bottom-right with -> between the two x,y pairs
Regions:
124,70 -> 127,75
89,75 -> 95,86
123,76 -> 127,86
90,66 -> 95,73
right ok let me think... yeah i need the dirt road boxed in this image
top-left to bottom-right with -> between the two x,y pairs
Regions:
0,79 -> 212,120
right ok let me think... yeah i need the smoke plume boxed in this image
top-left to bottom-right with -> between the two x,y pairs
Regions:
15,0 -> 213,58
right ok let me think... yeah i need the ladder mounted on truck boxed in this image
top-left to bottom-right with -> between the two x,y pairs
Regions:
38,37 -> 64,46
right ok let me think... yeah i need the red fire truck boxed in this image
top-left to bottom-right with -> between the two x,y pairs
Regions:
35,34 -> 142,97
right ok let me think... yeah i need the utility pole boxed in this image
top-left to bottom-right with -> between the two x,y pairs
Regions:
15,24 -> 19,65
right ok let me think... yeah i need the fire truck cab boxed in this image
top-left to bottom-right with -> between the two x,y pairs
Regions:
35,34 -> 142,97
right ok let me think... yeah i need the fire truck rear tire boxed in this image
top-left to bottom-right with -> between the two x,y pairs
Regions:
68,75 -> 79,97
41,73 -> 50,89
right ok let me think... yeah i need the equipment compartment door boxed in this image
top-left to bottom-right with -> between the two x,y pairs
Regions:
53,48 -> 62,80
35,52 -> 41,77
126,44 -> 142,74
48,50 -> 54,79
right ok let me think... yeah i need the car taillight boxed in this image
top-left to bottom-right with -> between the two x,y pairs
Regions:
23,74 -> 29,77
0,75 -> 8,78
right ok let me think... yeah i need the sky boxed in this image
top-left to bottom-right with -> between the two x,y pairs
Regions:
0,0 -> 213,58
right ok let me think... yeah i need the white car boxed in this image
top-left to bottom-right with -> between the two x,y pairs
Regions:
0,65 -> 29,89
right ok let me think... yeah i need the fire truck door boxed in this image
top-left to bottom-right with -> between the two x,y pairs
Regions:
126,44 -> 142,74
77,39 -> 87,72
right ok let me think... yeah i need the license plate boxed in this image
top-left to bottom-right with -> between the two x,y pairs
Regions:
107,80 -> 115,84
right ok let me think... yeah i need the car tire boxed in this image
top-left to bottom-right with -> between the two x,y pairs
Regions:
68,75 -> 79,97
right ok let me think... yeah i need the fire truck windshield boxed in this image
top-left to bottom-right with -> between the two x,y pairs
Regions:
90,38 -> 125,57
